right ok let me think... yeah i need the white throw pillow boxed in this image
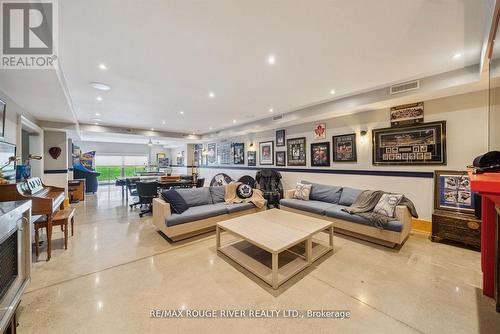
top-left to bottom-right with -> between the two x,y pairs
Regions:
293,183 -> 312,201
373,194 -> 403,217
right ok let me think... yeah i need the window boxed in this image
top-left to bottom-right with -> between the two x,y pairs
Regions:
95,155 -> 148,183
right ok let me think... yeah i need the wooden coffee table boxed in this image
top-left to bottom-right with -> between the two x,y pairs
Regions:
216,209 -> 334,289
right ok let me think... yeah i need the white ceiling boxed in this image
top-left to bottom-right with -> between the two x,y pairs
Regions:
0,0 -> 491,138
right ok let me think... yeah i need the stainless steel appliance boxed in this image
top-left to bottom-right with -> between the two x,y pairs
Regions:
0,200 -> 31,333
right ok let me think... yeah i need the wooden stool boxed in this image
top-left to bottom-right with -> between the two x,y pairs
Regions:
34,207 -> 76,259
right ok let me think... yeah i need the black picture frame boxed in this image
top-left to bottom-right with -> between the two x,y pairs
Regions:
232,143 -> 245,165
276,129 -> 285,147
287,137 -> 306,166
259,141 -> 274,165
247,151 -> 256,166
276,151 -> 286,166
434,170 -> 475,214
207,143 -> 217,165
332,133 -> 357,162
217,142 -> 232,164
0,99 -> 5,140
372,121 -> 446,165
311,142 -> 330,167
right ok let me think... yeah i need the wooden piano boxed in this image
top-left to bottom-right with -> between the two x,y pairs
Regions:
0,177 -> 65,260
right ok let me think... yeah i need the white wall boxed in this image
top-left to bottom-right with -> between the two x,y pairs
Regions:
43,130 -> 68,193
198,90 -> 489,220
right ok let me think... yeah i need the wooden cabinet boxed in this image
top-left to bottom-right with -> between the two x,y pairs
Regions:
431,209 -> 481,249
68,179 -> 85,203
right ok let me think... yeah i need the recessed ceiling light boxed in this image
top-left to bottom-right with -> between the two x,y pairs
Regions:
95,112 -> 101,116
151,128 -> 155,131
98,64 -> 107,70
90,82 -> 111,91
96,96 -> 103,101
179,111 -> 184,115
330,89 -> 336,95
208,92 -> 215,98
209,126 -> 213,130
92,118 -> 102,122
94,122 -> 99,125
452,53 -> 462,59
232,119 -> 237,124
162,121 -> 166,125
267,55 -> 276,65
269,108 -> 274,113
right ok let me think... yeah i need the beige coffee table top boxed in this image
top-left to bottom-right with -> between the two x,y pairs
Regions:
217,209 -> 334,289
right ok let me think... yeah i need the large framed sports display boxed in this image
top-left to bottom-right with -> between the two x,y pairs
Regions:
217,143 -> 232,164
372,121 -> 446,165
332,133 -> 356,162
207,143 -> 217,165
259,141 -> 274,165
287,137 -> 306,166
247,151 -> 256,166
232,143 -> 244,164
311,142 -> 330,167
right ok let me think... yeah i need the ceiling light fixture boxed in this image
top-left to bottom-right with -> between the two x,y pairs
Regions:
98,64 -> 107,70
179,111 -> 184,115
162,121 -> 166,125
208,92 -> 215,98
232,119 -> 236,124
96,96 -> 103,101
90,82 -> 111,91
269,108 -> 274,113
95,112 -> 100,116
330,89 -> 336,95
151,128 -> 155,131
267,55 -> 276,65
209,126 -> 213,130
452,53 -> 462,60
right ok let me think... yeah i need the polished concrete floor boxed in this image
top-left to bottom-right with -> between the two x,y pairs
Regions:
18,186 -> 500,333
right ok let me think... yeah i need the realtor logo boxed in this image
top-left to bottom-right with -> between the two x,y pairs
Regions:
1,0 -> 58,69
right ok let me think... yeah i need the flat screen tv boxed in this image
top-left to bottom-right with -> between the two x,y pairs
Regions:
0,141 -> 16,182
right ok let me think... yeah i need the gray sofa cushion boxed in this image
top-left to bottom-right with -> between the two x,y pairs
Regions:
339,187 -> 363,206
218,202 -> 255,214
280,199 -> 335,215
209,186 -> 225,203
324,205 -> 403,232
177,188 -> 212,207
166,204 -> 226,227
301,180 -> 342,204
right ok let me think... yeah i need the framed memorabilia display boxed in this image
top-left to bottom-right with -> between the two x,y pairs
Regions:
247,151 -> 256,166
372,121 -> 446,165
232,143 -> 245,164
193,144 -> 203,166
434,170 -> 475,214
207,143 -> 217,165
259,141 -> 274,165
0,99 -> 5,139
311,142 -> 330,167
390,102 -> 424,127
217,143 -> 232,164
276,129 -> 285,147
276,151 -> 286,166
332,133 -> 357,162
287,137 -> 306,166
313,123 -> 326,139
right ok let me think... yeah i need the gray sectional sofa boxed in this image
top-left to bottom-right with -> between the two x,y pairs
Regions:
280,181 -> 412,248
153,186 -> 266,241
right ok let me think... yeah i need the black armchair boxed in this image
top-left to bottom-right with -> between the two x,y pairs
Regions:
127,177 -> 141,208
255,169 -> 283,208
136,181 -> 159,217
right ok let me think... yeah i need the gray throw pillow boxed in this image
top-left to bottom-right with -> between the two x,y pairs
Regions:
373,194 -> 403,218
209,186 -> 225,203
301,180 -> 342,203
177,188 -> 212,207
339,187 -> 363,206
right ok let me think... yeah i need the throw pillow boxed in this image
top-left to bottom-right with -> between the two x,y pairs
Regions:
293,183 -> 312,201
161,189 -> 189,214
373,193 -> 403,217
236,183 -> 253,199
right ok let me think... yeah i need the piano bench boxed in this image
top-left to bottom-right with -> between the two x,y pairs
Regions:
34,207 -> 76,260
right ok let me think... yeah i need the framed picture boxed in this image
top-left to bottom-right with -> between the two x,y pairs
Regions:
0,99 -> 5,140
232,142 -> 245,165
259,141 -> 274,165
311,142 -> 330,167
372,121 -> 446,165
247,151 -> 256,166
314,123 -> 326,139
207,143 -> 217,165
287,137 -> 306,166
193,144 -> 203,166
434,170 -> 475,214
217,142 -> 232,164
276,151 -> 286,166
276,129 -> 285,147
390,102 -> 424,127
333,133 -> 357,162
